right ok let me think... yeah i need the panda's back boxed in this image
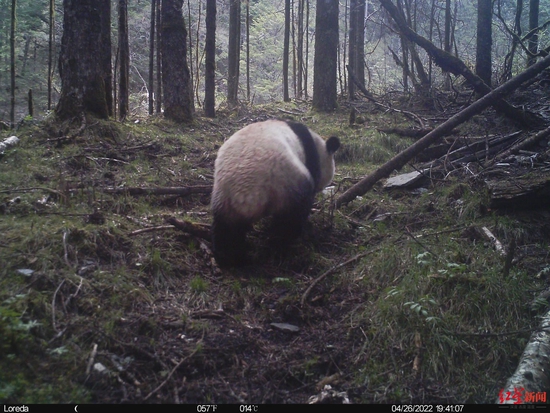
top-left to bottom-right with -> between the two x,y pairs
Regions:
212,120 -> 313,223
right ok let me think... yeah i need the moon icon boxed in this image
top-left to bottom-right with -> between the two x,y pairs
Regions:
75,406 -> 78,412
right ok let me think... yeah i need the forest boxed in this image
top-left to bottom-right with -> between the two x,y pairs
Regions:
1,0 -> 550,405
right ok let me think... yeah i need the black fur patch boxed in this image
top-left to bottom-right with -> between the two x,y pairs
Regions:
285,121 -> 321,188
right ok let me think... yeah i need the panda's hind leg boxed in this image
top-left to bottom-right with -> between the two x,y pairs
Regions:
270,190 -> 314,243
211,216 -> 250,267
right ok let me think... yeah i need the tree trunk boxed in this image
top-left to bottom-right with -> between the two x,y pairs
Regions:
204,0 -> 216,117
10,0 -> 15,128
48,0 -> 55,111
118,0 -> 129,120
304,0 -> 310,98
56,0 -> 111,120
101,3 -> 113,117
348,0 -> 358,99
336,53 -> 550,208
160,0 -> 194,122
356,0 -> 365,85
527,0 -> 540,67
312,0 -> 339,112
227,0 -> 241,104
442,0 -> 451,89
156,0 -> 162,113
245,0 -> 250,101
501,0 -> 522,82
296,0 -> 304,98
148,0 -> 156,115
497,309 -> 550,403
283,0 -> 291,102
475,0 -> 492,87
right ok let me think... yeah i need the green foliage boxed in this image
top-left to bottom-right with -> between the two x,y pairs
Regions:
0,294 -> 40,355
190,276 -> 209,293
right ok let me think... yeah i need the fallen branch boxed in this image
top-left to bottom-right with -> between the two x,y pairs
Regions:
335,53 -> 550,207
301,247 -> 380,307
144,345 -> 202,401
166,217 -> 211,240
86,343 -> 99,376
129,225 -> 174,236
481,226 -> 506,256
485,125 -> 550,168
100,185 -> 212,196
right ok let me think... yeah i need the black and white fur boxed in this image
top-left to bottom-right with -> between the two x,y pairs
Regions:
211,119 -> 340,267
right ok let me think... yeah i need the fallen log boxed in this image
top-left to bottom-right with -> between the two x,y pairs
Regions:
497,311 -> 550,404
485,125 -> 550,168
335,53 -> 550,208
486,167 -> 550,209
0,135 -> 19,154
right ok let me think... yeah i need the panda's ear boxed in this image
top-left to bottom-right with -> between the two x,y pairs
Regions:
326,136 -> 340,154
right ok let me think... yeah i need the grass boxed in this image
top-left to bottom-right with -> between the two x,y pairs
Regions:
0,102 -> 547,403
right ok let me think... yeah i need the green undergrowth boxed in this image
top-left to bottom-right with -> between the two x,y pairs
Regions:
0,103 -> 547,403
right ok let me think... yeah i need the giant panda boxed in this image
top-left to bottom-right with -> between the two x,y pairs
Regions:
211,119 -> 340,267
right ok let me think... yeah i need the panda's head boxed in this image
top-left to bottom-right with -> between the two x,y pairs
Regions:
285,121 -> 340,193
316,134 -> 340,192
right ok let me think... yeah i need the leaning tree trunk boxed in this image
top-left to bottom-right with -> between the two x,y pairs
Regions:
312,0 -> 339,112
56,0 -> 111,120
160,0 -> 194,122
378,0 -> 542,128
336,53 -> 550,207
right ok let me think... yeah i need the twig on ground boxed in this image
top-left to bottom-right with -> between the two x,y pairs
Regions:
301,247 -> 380,307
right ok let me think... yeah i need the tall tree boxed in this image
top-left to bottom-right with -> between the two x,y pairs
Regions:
118,0 -> 129,120
156,0 -> 162,113
10,0 -> 15,127
48,0 -> 55,111
348,0 -> 365,99
160,0 -> 194,122
148,0 -> 156,115
227,0 -> 241,104
204,0 -> 216,117
443,0 -> 452,89
283,0 -> 291,102
296,0 -> 306,98
101,2 -> 113,116
245,0 -> 250,101
312,0 -> 339,112
56,0 -> 111,120
475,0 -> 492,87
527,0 -> 540,67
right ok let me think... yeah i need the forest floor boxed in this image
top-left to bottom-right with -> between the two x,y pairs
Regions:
1,84 -> 550,404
